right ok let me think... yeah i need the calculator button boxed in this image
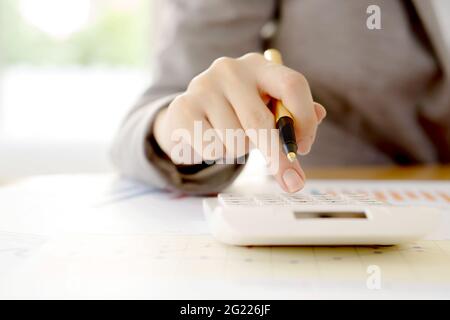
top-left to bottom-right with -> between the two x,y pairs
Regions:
282,194 -> 316,205
254,194 -> 282,199
357,200 -> 384,205
256,199 -> 287,206
282,194 -> 313,200
218,192 -> 385,208
323,200 -> 349,205
218,194 -> 257,206
222,201 -> 257,207
287,199 -> 315,204
253,194 -> 287,206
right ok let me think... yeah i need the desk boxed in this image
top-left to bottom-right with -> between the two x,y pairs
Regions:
0,167 -> 449,299
2,165 -> 449,188
0,178 -> 14,187
307,165 -> 450,180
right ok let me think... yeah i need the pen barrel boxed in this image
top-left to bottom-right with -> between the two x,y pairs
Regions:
265,49 -> 298,159
264,49 -> 284,65
272,99 -> 292,120
276,116 -> 297,155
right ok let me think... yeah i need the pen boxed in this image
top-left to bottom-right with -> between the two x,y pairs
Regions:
264,49 -> 298,162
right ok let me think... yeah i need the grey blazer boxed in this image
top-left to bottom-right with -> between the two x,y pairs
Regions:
111,0 -> 450,193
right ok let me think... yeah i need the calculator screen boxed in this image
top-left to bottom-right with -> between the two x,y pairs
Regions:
293,211 -> 367,219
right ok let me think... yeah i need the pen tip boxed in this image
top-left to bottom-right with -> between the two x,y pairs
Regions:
287,152 -> 297,162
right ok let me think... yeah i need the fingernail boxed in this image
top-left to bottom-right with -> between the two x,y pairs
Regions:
318,115 -> 325,124
298,139 -> 311,155
314,103 -> 327,123
283,168 -> 304,193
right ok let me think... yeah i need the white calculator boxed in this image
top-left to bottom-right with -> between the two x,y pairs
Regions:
203,192 -> 441,246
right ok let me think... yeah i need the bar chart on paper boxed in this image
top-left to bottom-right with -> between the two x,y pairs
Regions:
301,180 -> 450,241
304,180 -> 450,209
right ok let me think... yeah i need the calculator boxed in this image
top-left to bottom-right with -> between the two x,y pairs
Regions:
202,192 -> 441,246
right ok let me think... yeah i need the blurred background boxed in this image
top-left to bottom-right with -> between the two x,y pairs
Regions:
0,0 -> 449,183
0,0 -> 153,181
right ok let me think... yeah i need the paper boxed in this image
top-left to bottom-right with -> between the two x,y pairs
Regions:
0,175 -> 449,238
0,175 -> 449,237
0,232 -> 47,285
2,234 -> 450,299
1,175 -> 450,298
303,180 -> 450,241
304,180 -> 450,209
0,174 -> 208,235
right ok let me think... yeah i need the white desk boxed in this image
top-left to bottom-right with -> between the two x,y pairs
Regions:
1,174 -> 450,299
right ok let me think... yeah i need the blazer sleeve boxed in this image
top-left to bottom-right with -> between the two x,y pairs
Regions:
111,0 -> 274,194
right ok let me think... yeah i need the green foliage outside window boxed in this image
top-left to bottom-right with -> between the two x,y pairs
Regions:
0,0 -> 151,67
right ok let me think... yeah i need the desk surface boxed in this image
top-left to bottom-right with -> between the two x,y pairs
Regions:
2,165 -> 450,188
307,165 -> 450,180
1,167 -> 449,299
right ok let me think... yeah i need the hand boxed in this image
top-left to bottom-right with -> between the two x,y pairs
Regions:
153,53 -> 326,193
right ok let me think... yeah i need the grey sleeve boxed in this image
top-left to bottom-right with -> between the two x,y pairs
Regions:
111,0 -> 274,194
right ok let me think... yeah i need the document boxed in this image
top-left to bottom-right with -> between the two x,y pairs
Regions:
2,233 -> 450,299
1,174 -> 450,299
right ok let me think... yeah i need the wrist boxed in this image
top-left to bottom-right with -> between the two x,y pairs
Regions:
153,107 -> 170,157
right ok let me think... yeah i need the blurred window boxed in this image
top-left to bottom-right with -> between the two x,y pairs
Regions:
0,0 -> 153,177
